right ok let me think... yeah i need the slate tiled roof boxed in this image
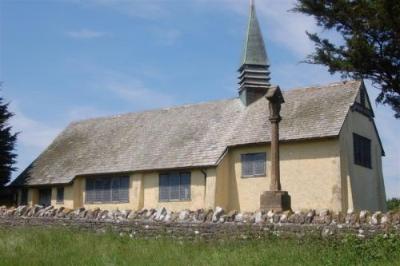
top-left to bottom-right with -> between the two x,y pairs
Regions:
13,80 -> 361,186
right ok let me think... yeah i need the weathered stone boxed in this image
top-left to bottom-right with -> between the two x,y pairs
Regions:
170,211 -> 180,222
16,206 -> 28,216
359,210 -> 370,224
254,211 -> 264,223
226,210 -> 238,222
305,210 -> 315,224
330,212 -> 344,225
6,208 -> 16,216
154,207 -> 167,221
127,211 -> 138,220
371,211 -> 382,225
272,213 -> 281,223
146,209 -> 156,219
120,210 -> 131,219
279,210 -> 292,223
99,210 -> 109,220
381,213 -> 391,224
346,211 -> 359,225
288,212 -> 306,224
56,207 -> 65,214
179,210 -> 190,221
260,191 -> 291,212
191,209 -> 203,222
243,212 -> 255,223
48,208 -> 57,217
44,205 -> 54,212
212,207 -> 224,223
234,213 -> 244,223
138,208 -> 148,216
205,209 -> 214,222
83,210 -> 93,219
164,210 -> 173,222
319,209 -> 329,217
392,212 -> 400,224
79,210 -> 89,219
63,208 -> 73,215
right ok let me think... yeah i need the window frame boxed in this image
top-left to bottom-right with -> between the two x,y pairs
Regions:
56,187 -> 64,204
353,133 -> 372,169
20,189 -> 28,205
159,172 -> 191,202
85,176 -> 130,204
241,152 -> 267,178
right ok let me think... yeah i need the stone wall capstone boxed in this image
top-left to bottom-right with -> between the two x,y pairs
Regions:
0,205 -> 399,239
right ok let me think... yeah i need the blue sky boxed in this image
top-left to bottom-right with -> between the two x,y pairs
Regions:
0,0 -> 398,198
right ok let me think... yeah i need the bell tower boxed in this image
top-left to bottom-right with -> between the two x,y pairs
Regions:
238,0 -> 271,106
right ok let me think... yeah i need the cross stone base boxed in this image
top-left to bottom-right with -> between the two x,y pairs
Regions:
260,191 -> 291,212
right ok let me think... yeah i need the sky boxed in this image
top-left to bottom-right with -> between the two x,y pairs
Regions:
0,0 -> 398,198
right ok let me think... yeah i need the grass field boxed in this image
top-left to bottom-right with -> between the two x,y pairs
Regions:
0,227 -> 399,266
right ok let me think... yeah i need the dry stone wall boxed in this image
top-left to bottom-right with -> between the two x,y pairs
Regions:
0,205 -> 399,239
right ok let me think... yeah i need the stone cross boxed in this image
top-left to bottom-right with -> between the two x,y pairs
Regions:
266,86 -> 284,191
260,86 -> 291,212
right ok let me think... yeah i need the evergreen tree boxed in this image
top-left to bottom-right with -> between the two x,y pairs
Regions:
0,93 -> 17,186
294,0 -> 400,118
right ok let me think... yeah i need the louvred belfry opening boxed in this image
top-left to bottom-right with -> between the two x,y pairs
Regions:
238,0 -> 271,106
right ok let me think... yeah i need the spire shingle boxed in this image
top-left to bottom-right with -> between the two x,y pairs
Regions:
238,0 -> 271,105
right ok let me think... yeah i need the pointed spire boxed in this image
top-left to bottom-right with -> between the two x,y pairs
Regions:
240,0 -> 269,67
238,0 -> 271,106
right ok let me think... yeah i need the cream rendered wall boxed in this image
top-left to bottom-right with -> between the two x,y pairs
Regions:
215,153 -> 230,210
28,188 -> 38,206
35,169 -> 208,211
143,170 -> 207,211
205,168 -> 217,209
339,110 -> 386,211
224,139 -> 343,212
50,186 -> 74,209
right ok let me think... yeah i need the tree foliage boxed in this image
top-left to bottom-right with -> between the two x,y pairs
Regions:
387,197 -> 400,211
293,0 -> 400,118
0,93 -> 17,186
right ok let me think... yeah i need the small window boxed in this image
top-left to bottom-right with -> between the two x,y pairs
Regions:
241,153 -> 266,177
56,187 -> 64,204
38,188 -> 52,207
353,133 -> 372,168
85,176 -> 130,204
159,172 -> 191,202
20,189 -> 28,205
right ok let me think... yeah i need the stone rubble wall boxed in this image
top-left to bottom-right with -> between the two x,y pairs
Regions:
0,205 -> 399,239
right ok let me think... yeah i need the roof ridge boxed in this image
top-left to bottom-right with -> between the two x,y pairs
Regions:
284,80 -> 361,92
70,80 -> 360,125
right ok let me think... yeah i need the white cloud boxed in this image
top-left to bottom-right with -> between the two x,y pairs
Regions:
8,103 -> 62,179
9,103 -> 61,150
66,29 -> 107,39
78,65 -> 176,109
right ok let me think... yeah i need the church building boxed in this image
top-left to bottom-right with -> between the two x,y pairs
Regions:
12,2 -> 387,212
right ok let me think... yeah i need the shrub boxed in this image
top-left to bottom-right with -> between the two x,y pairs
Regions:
387,198 -> 400,211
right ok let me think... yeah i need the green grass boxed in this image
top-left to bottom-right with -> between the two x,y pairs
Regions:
0,227 -> 399,266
